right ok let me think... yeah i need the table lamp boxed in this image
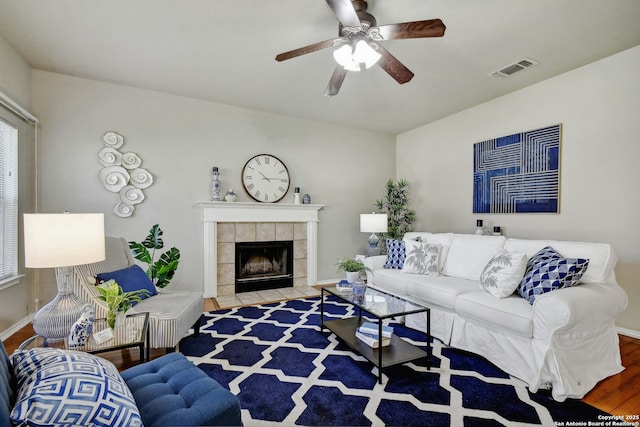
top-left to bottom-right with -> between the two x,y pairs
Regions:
360,213 -> 388,257
24,213 -> 105,342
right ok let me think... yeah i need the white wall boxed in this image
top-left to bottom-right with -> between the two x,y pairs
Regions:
397,46 -> 640,332
0,35 -> 31,108
30,71 -> 395,300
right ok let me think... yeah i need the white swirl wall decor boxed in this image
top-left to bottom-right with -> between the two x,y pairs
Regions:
98,131 -> 154,217
121,152 -> 142,169
98,147 -> 123,167
103,131 -> 125,149
129,168 -> 153,189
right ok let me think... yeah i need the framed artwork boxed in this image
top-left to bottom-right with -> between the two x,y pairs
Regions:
473,124 -> 561,213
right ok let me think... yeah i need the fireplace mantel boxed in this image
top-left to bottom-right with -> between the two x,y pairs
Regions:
195,201 -> 324,297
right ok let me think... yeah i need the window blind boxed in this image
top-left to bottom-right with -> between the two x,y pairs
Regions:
0,117 -> 18,281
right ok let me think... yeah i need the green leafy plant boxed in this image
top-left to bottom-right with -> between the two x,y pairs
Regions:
375,179 -> 416,240
336,258 -> 371,273
129,224 -> 180,288
95,279 -> 149,328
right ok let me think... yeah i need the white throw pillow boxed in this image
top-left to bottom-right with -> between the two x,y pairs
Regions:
402,240 -> 442,276
479,249 -> 528,298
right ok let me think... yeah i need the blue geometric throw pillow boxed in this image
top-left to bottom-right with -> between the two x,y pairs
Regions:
11,348 -> 143,427
518,246 -> 589,304
384,238 -> 406,269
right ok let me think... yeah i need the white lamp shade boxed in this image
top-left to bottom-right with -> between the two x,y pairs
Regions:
360,213 -> 388,233
24,213 -> 105,268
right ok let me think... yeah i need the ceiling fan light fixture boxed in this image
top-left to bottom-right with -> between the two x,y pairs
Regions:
353,40 -> 381,69
333,40 -> 380,71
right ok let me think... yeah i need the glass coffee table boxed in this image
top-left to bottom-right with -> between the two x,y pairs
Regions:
19,312 -> 150,364
321,285 -> 430,383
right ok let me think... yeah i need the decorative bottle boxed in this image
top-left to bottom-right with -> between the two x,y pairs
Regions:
211,167 -> 221,201
68,304 -> 94,350
293,187 -> 301,204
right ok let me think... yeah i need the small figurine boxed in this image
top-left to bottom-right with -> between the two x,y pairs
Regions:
68,305 -> 95,350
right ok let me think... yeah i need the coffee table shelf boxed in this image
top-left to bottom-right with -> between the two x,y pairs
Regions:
321,286 -> 430,383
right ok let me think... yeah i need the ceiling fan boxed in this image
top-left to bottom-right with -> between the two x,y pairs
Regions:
275,0 -> 446,96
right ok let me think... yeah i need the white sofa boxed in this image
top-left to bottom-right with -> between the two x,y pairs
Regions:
364,232 -> 628,401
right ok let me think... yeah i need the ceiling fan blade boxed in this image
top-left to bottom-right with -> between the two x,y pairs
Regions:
376,45 -> 414,84
325,0 -> 361,28
275,38 -> 341,62
324,66 -> 348,97
376,19 -> 446,40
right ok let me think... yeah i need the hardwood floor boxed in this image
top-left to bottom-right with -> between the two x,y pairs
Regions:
3,301 -> 638,417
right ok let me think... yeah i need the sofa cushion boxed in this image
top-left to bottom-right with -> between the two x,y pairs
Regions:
121,352 -> 242,427
442,234 -> 506,280
384,238 -> 406,269
405,275 -> 478,311
11,348 -> 142,426
517,246 -> 590,304
504,239 -> 615,284
402,241 -> 441,276
480,250 -> 528,298
455,291 -> 534,338
96,264 -> 157,299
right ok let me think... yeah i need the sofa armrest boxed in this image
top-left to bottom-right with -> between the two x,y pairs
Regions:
532,282 -> 628,339
364,255 -> 386,283
363,255 -> 386,271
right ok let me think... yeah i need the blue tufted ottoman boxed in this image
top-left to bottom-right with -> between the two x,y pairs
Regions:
121,352 -> 242,426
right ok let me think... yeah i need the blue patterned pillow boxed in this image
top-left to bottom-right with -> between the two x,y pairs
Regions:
518,246 -> 589,304
11,348 -> 142,427
384,238 -> 406,269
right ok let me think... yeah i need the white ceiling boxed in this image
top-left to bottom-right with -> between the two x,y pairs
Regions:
1,0 -> 639,134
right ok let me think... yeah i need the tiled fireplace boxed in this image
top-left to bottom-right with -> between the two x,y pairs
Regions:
196,202 -> 324,298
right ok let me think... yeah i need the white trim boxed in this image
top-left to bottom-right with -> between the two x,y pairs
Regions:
0,274 -> 25,291
0,89 -> 38,123
195,202 -> 324,298
617,326 -> 640,340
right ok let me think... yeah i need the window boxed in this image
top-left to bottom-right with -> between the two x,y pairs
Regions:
0,117 -> 18,282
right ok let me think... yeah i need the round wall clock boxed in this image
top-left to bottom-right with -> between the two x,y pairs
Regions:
241,154 -> 290,203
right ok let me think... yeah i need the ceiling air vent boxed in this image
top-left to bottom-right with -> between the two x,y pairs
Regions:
489,57 -> 538,79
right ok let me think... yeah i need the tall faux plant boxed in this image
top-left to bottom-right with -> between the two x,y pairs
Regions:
375,179 -> 416,240
129,224 -> 180,288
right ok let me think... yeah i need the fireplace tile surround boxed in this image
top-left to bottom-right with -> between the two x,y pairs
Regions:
196,202 -> 324,298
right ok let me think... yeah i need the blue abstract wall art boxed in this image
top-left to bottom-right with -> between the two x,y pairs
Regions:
473,124 -> 561,213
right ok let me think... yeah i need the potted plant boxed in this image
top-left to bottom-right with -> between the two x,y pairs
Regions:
129,224 -> 180,288
337,258 -> 371,284
95,279 -> 149,329
375,179 -> 416,241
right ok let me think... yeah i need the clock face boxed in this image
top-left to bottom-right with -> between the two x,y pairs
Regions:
241,154 -> 290,203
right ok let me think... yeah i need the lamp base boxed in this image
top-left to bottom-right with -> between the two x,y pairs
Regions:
32,266 -> 90,342
365,233 -> 381,257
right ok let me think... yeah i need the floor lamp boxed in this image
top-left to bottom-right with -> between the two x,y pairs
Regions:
24,213 -> 105,342
360,213 -> 388,257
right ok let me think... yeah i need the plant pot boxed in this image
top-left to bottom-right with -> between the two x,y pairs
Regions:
345,271 -> 360,284
107,309 -> 126,330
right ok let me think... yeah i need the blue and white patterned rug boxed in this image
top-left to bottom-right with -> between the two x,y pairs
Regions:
179,296 -> 609,426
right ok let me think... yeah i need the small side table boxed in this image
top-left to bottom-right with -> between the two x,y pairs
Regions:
19,312 -> 150,364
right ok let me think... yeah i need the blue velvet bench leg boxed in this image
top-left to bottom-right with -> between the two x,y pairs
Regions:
121,352 -> 242,426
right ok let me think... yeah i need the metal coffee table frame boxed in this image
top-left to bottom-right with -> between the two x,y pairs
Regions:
320,286 -> 430,384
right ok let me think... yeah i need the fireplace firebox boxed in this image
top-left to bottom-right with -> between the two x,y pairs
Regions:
235,241 -> 293,293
